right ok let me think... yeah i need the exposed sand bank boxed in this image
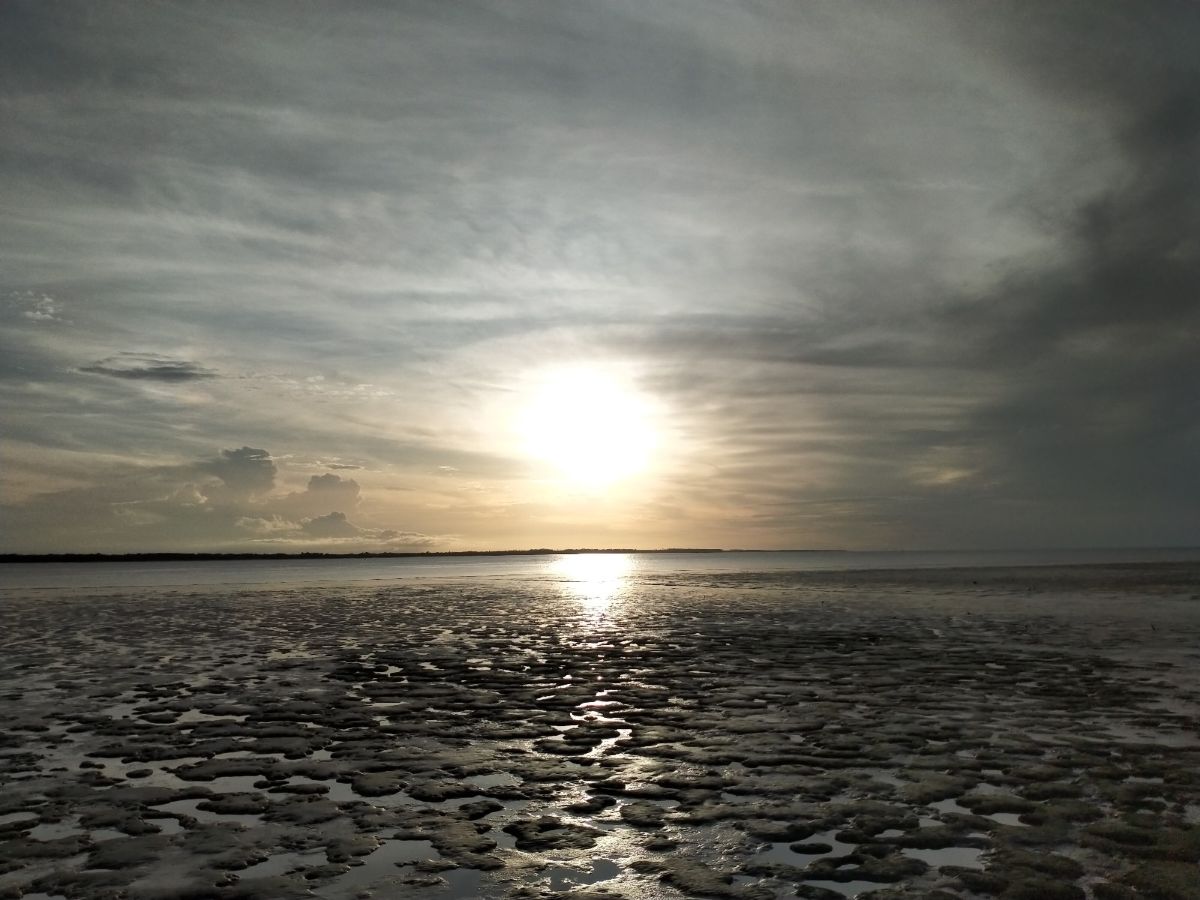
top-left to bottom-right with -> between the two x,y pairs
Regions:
1,563 -> 1198,899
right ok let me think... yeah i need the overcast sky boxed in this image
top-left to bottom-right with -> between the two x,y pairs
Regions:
2,1 -> 1198,553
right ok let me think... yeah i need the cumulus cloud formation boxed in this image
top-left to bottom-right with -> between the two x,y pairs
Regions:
0,444 -> 436,553
203,447 -> 277,501
80,353 -> 218,382
274,473 -> 360,520
301,511 -> 360,539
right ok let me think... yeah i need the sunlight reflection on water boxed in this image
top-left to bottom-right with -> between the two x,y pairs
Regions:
549,553 -> 632,615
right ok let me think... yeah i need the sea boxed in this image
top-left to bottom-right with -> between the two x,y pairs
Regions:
2,546 -> 1199,593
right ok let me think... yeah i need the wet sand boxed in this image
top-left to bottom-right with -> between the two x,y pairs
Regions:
1,563 -> 1198,899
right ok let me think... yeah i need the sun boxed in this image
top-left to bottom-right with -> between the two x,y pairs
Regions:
517,367 -> 657,488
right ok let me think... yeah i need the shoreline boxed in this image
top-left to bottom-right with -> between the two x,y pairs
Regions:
1,545 -> 1195,565
0,548 -> 729,564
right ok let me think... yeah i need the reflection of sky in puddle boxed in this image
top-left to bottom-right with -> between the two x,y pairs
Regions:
987,811 -> 1025,826
549,554 -> 632,614
313,840 -> 441,898
754,829 -> 856,867
464,772 -> 521,790
238,849 -> 326,879
309,840 -> 485,900
0,812 -> 38,827
805,879 -> 883,897
149,798 -> 263,828
548,857 -> 620,890
903,845 -> 985,869
930,797 -> 971,816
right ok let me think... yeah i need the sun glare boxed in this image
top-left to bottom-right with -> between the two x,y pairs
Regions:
518,367 -> 656,488
551,553 -> 632,614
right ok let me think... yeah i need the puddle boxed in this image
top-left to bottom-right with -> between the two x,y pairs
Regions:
930,797 -> 971,816
239,849 -> 326,878
490,827 -> 518,849
587,728 -> 632,758
987,812 -> 1026,826
629,797 -> 679,809
145,817 -> 184,835
442,868 -> 484,897
804,879 -> 883,897
286,775 -> 356,803
89,829 -> 129,842
177,709 -> 248,723
193,775 -> 268,794
314,840 -> 442,897
547,857 -> 621,890
150,799 -> 263,828
464,772 -> 521,790
903,845 -> 985,870
0,812 -> 40,827
754,829 -> 857,866
27,820 -> 85,841
267,648 -> 316,660
720,792 -> 756,804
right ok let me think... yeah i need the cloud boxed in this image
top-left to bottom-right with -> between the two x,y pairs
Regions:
273,472 -> 360,519
2,2 -> 1198,551
937,83 -> 1200,543
201,447 -> 276,502
0,443 -> 439,553
300,510 -> 361,538
80,352 -> 218,382
7,290 -> 66,323
235,515 -> 295,536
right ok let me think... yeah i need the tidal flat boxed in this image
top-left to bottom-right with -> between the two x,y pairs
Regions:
1,562 -> 1199,900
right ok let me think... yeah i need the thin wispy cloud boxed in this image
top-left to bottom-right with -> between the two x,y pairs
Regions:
80,353 -> 218,382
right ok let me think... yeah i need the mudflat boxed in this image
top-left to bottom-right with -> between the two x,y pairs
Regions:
1,563 -> 1198,899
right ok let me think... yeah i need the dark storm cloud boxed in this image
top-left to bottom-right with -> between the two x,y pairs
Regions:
957,123 -> 1198,537
80,353 -> 218,382
595,3 -> 1200,548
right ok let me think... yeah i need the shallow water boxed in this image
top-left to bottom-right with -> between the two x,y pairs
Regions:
2,561 -> 1199,899
547,857 -> 621,890
903,845 -> 985,870
5,546 -> 1200,592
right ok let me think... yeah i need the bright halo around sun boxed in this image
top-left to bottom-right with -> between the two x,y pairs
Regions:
518,367 -> 657,488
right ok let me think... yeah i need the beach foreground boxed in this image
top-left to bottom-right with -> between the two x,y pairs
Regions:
1,563 -> 1198,900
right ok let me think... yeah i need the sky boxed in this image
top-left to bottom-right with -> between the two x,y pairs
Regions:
2,1 -> 1198,554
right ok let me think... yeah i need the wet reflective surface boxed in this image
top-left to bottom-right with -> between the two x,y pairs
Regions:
2,563 -> 1199,898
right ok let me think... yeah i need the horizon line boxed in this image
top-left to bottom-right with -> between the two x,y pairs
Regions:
2,545 -> 1198,564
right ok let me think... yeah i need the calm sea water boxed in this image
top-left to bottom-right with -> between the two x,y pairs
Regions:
2,547 -> 1198,593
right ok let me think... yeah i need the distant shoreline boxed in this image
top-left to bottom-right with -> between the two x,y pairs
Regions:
0,548 -> 740,564
2,547 -> 1194,565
